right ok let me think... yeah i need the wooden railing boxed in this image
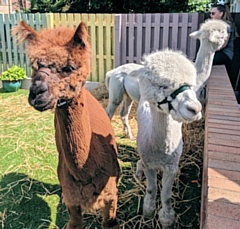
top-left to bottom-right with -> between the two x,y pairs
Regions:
201,65 -> 240,228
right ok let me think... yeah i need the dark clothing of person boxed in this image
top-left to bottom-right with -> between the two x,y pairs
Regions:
213,21 -> 235,88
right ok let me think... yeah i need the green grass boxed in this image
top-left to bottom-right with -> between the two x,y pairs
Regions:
0,89 -> 204,229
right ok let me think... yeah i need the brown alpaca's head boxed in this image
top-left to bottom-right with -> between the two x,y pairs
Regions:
12,21 -> 91,111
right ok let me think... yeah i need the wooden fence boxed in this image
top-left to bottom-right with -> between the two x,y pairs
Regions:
114,13 -> 199,67
0,13 -> 115,82
0,13 -> 202,82
0,13 -> 47,77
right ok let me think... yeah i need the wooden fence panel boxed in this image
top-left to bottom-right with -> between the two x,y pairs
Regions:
1,13 -> 202,82
0,13 -> 47,75
114,13 -> 200,67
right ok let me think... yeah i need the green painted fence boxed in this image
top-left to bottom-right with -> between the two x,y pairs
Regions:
0,13 -> 115,82
0,13 -> 47,77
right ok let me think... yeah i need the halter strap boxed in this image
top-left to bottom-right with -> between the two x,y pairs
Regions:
57,81 -> 86,109
157,85 -> 191,111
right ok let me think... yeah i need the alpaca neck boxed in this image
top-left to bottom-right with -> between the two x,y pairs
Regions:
194,39 -> 215,97
150,106 -> 182,154
54,87 -> 91,170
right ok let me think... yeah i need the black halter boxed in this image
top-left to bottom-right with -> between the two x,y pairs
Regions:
56,81 -> 86,109
157,85 -> 191,111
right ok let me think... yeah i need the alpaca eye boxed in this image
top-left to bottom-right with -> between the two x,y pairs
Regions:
159,86 -> 168,90
62,65 -> 76,73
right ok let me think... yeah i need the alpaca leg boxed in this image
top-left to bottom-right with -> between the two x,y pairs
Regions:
158,169 -> 177,229
106,76 -> 125,120
66,205 -> 83,229
119,94 -> 133,139
136,159 -> 144,180
102,199 -> 119,229
143,168 -> 157,218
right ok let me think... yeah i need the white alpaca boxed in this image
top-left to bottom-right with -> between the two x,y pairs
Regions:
134,49 -> 202,229
105,63 -> 143,139
105,19 -> 229,139
190,19 -> 229,101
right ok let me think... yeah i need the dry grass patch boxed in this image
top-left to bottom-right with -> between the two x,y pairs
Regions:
0,86 -> 204,229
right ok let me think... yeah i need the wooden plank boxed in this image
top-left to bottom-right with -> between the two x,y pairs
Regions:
208,114 -> 240,122
144,14 -> 151,54
16,14 -> 25,69
208,151 -> 240,163
208,168 -> 240,182
162,13 -> 170,48
208,159 -> 240,172
128,14 -> 134,63
105,14 -> 112,73
208,187 -> 240,203
90,14 -> 97,81
208,132 -> 240,141
208,201 -> 240,221
153,14 -> 160,52
171,14 -> 179,50
208,127 -> 240,135
208,118 -> 240,126
207,214 -> 240,229
208,137 -> 240,148
10,14 -> 18,66
0,14 -> 7,71
179,13 -> 188,54
208,144 -> 240,154
97,14 -> 104,82
54,13 -> 60,27
208,123 -> 240,132
188,13 -> 199,60
136,14 -> 143,63
208,108 -> 240,115
4,14 -> 12,67
208,176 -> 240,192
121,14 -> 127,64
114,14 -> 121,67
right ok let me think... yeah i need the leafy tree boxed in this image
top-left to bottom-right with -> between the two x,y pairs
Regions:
30,0 -> 70,12
27,0 -> 212,13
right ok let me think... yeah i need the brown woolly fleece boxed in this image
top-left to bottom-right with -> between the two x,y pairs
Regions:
13,21 -> 120,229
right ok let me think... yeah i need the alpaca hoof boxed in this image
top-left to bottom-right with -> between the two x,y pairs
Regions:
158,208 -> 175,229
125,130 -> 133,139
143,197 -> 156,219
143,207 -> 155,218
136,169 -> 143,181
66,221 -> 82,229
102,219 -> 119,229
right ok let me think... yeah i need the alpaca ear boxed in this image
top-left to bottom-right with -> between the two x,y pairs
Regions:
189,30 -> 201,39
11,20 -> 38,44
72,22 -> 90,49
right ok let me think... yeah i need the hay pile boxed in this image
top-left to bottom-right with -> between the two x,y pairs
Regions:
87,83 -> 204,229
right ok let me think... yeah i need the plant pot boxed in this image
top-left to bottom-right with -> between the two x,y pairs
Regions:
2,80 -> 22,92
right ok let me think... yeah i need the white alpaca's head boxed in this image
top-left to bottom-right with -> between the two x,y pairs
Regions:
190,19 -> 229,51
137,49 -> 202,123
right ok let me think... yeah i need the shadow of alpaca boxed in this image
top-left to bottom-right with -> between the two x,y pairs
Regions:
0,172 -> 68,229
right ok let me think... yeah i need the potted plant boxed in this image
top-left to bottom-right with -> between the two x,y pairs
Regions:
0,65 -> 27,92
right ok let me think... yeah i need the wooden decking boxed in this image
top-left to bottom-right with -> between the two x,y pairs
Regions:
201,65 -> 240,229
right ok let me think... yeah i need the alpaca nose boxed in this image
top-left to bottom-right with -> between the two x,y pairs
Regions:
187,102 -> 202,115
35,67 -> 51,81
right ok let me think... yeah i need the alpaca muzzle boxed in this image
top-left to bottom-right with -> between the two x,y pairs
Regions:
28,67 -> 53,111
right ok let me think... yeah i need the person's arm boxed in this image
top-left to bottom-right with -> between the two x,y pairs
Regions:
218,32 -> 230,50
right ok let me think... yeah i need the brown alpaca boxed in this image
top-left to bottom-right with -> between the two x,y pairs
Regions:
12,21 -> 120,229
